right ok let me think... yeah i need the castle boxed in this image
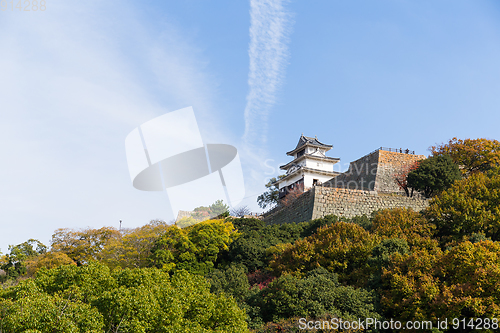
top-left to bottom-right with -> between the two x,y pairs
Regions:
275,134 -> 340,197
263,135 -> 428,225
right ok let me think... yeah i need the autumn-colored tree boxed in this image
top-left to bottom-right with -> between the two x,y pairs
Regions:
393,161 -> 419,197
407,154 -> 461,198
50,227 -> 120,265
430,137 -> 500,175
269,221 -> 378,285
380,240 -> 500,325
280,182 -> 304,207
176,216 -> 199,228
426,171 -> 500,244
379,243 -> 444,323
101,220 -> 170,269
25,251 -> 76,277
371,208 -> 436,250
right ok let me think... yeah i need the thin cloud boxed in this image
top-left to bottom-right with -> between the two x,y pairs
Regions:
243,0 -> 294,148
0,0 -> 224,251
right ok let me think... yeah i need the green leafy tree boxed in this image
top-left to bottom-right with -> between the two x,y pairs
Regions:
407,155 -> 461,198
209,199 -> 230,217
217,218 -> 309,272
426,171 -> 500,243
0,239 -> 47,281
249,268 -> 380,323
430,137 -> 500,175
1,262 -> 249,332
149,219 -> 238,275
257,176 -> 285,209
0,279 -> 104,332
208,264 -> 252,304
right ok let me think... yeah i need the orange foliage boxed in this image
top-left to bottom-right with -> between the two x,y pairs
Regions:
280,183 -> 304,207
430,137 -> 500,175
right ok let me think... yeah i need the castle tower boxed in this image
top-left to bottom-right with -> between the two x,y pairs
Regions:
275,134 -> 340,198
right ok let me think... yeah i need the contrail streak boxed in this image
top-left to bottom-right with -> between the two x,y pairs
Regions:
243,0 -> 293,147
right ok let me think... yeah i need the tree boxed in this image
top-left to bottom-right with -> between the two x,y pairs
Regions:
430,137 -> 500,175
371,208 -> 436,250
50,227 -> 120,265
231,205 -> 251,217
249,268 -> 380,323
280,182 -> 304,207
191,200 -> 230,220
0,239 -> 47,281
380,240 -> 500,323
100,220 -> 170,269
176,216 -> 199,228
407,155 -> 461,198
149,219 -> 238,275
269,221 -> 378,286
426,171 -> 500,243
393,161 -> 419,197
209,199 -> 230,217
257,176 -> 285,209
217,218 -> 308,272
25,251 -> 76,277
1,262 -> 249,332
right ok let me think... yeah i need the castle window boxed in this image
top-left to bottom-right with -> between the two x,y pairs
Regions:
297,149 -> 305,158
313,179 -> 318,186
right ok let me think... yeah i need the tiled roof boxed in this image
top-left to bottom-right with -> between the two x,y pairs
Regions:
287,134 -> 332,155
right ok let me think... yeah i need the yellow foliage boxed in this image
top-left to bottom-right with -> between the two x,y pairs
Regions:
101,220 -> 171,269
431,137 -> 500,175
25,251 -> 75,277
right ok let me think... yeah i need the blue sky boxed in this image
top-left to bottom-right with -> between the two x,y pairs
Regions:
1,0 -> 500,251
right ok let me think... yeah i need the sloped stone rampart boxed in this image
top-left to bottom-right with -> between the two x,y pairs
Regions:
262,186 -> 429,225
324,150 -> 426,194
261,189 -> 315,225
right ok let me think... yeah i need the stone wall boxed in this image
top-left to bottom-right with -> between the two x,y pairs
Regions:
324,149 -> 426,194
261,189 -> 315,225
325,150 -> 379,191
375,150 -> 426,193
262,186 -> 429,225
311,186 -> 429,220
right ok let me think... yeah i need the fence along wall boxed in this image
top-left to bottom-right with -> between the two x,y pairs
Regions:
262,186 -> 429,225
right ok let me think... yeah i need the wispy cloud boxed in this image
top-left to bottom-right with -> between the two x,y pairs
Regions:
0,0 -> 223,250
243,0 -> 294,148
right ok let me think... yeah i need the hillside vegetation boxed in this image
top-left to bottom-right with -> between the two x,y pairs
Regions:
1,137 -> 500,333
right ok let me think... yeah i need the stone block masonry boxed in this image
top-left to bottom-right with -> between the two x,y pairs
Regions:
262,186 -> 429,225
311,186 -> 428,219
324,149 -> 426,195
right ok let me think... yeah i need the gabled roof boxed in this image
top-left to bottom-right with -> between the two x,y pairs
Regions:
286,134 -> 333,156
